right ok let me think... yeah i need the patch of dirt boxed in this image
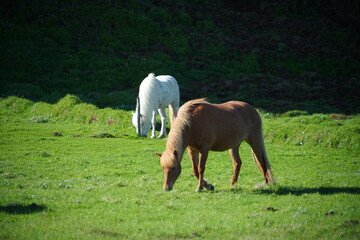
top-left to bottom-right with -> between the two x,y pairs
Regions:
89,132 -> 116,138
325,210 -> 335,216
344,220 -> 359,225
262,206 -> 278,212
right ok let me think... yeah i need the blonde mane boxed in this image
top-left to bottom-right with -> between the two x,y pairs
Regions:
161,98 -> 209,167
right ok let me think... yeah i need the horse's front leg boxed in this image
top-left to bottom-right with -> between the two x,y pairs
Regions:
188,148 -> 214,191
196,150 -> 214,192
151,111 -> 157,138
157,108 -> 167,138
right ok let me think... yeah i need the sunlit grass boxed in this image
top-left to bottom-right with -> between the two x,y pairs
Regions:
0,96 -> 359,239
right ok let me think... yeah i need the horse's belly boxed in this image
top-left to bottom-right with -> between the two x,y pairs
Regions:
210,142 -> 240,151
209,136 -> 243,151
210,145 -> 231,152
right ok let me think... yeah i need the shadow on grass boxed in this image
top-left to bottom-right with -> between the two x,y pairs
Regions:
256,186 -> 360,196
0,203 -> 46,214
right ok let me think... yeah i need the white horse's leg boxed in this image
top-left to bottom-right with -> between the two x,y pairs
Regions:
151,110 -> 157,138
158,108 -> 167,138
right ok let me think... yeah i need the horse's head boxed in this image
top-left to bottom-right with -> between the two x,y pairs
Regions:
132,112 -> 150,137
157,150 -> 181,191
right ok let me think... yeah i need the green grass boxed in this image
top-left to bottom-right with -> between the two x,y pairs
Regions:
0,96 -> 359,239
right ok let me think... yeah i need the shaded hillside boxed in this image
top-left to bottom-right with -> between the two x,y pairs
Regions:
202,0 -> 360,113
1,0 -> 359,113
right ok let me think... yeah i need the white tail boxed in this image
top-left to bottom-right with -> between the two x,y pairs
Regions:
136,96 -> 141,136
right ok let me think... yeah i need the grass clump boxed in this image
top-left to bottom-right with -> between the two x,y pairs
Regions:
0,96 -> 34,115
26,102 -> 53,117
1,95 -> 358,152
0,96 -> 133,130
263,114 -> 360,153
53,94 -> 82,118
282,110 -> 309,117
67,103 -> 98,123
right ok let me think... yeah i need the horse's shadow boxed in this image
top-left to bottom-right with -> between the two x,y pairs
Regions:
0,203 -> 46,215
252,186 -> 360,196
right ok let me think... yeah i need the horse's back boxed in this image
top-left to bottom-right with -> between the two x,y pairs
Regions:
140,73 -> 179,101
156,75 -> 177,84
190,101 -> 261,151
156,75 -> 179,93
219,101 -> 260,122
197,101 -> 260,125
155,75 -> 180,106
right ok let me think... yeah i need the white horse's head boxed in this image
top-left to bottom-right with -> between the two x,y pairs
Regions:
132,97 -> 151,137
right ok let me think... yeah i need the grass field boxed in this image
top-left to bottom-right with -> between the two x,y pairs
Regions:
2,1 -> 359,238
0,96 -> 359,239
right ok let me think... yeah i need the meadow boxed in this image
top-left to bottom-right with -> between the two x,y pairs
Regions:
0,96 -> 359,239
1,1 -> 359,238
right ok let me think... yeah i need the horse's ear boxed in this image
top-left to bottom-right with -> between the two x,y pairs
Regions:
173,150 -> 178,158
155,153 -> 162,157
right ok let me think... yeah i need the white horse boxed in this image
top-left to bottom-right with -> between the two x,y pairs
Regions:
132,73 -> 180,138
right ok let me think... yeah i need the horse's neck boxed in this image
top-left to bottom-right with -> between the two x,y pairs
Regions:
139,97 -> 156,120
167,127 -> 189,163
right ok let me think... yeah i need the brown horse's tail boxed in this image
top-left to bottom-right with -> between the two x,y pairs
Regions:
252,130 -> 275,184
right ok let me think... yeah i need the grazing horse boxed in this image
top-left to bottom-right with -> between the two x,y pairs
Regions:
157,98 -> 275,191
132,73 -> 180,138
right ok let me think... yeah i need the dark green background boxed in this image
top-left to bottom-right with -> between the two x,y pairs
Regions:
1,0 -> 359,113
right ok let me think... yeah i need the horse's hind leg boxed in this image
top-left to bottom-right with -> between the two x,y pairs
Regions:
229,145 -> 242,187
157,108 -> 167,138
188,148 -> 214,191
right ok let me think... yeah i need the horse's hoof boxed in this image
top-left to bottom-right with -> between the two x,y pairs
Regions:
206,184 -> 214,191
195,188 -> 203,192
151,135 -> 156,138
157,135 -> 165,138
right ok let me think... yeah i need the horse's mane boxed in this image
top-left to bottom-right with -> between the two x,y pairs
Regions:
172,98 -> 209,131
162,98 -> 209,167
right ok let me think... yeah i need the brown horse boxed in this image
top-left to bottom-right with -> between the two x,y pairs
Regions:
157,98 -> 275,191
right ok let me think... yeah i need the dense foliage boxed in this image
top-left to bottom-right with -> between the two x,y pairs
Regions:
1,0 -> 359,113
